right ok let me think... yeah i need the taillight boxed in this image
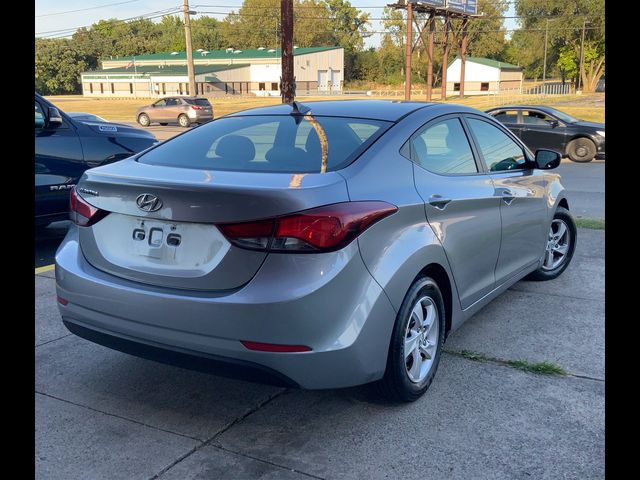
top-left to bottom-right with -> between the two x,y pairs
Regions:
218,201 -> 397,253
191,105 -> 203,110
69,187 -> 109,226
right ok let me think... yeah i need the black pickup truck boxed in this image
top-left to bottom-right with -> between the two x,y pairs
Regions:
35,93 -> 158,226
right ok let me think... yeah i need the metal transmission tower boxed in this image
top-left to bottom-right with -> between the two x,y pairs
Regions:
388,0 -> 481,101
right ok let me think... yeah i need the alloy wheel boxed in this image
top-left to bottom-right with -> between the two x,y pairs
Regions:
404,295 -> 439,383
542,219 -> 571,270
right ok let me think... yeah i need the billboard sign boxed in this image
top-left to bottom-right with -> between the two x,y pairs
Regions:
447,0 -> 478,14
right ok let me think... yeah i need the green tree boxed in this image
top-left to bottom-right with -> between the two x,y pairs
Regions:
35,39 -> 88,94
509,0 -> 604,90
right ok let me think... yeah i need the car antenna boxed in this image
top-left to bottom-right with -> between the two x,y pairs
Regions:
290,101 -> 311,116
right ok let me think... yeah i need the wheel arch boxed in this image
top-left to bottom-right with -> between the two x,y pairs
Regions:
417,263 -> 454,339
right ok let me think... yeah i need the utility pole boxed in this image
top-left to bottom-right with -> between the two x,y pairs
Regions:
426,15 -> 434,101
280,0 -> 295,103
183,0 -> 196,96
542,18 -> 548,94
404,1 -> 413,100
577,18 -> 587,91
441,15 -> 450,100
459,18 -> 469,98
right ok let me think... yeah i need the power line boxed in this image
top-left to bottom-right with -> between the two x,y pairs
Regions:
35,0 -> 145,18
35,7 -> 182,37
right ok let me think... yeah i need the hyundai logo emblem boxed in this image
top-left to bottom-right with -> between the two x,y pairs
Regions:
136,193 -> 162,212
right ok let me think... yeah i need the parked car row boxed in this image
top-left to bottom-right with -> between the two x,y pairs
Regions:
48,98 -> 579,402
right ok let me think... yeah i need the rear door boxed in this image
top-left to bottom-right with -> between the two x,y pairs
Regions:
164,98 -> 181,121
150,98 -> 168,122
408,115 -> 502,309
489,109 -> 523,139
519,109 -> 567,153
35,98 -> 84,220
464,115 -> 548,285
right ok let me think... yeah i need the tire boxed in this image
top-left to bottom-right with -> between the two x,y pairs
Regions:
566,137 -> 596,163
178,114 -> 190,128
527,207 -> 577,281
159,123 -> 168,126
376,276 -> 446,402
137,113 -> 150,127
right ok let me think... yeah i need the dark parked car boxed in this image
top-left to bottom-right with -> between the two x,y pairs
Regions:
136,96 -> 214,128
485,105 -> 605,162
36,93 -> 158,227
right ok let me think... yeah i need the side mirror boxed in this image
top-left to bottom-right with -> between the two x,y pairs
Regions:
534,149 -> 561,169
48,107 -> 63,127
549,120 -> 559,128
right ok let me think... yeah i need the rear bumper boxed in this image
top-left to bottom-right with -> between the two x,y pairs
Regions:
55,227 -> 397,389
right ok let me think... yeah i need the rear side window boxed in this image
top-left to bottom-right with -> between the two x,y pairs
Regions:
410,118 -> 478,175
185,98 -> 211,106
467,118 -> 526,172
137,115 -> 391,173
492,110 -> 519,123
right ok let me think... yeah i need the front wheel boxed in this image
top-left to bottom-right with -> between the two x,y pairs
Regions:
376,276 -> 445,402
178,114 -> 190,128
137,113 -> 150,127
527,207 -> 577,281
566,138 -> 596,163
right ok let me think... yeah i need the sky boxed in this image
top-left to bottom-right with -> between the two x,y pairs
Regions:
35,0 -> 518,49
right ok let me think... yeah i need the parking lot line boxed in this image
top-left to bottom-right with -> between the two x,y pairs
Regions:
35,264 -> 55,275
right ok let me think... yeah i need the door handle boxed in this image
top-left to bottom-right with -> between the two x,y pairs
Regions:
501,189 -> 515,205
428,195 -> 452,210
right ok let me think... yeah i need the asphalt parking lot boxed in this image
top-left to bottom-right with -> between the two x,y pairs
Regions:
35,132 -> 605,478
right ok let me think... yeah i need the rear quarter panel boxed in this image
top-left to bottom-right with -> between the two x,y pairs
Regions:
339,112 -> 464,331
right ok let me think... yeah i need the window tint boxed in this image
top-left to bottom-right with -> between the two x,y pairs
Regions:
467,118 -> 527,172
154,99 -> 167,107
138,115 -> 391,173
522,110 -> 555,126
165,98 -> 179,106
411,118 -> 477,175
492,110 -> 519,123
184,98 -> 211,106
35,101 -> 45,129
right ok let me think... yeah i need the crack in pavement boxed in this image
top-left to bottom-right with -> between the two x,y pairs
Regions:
443,350 -> 604,382
149,388 -> 295,480
35,391 -> 201,441
35,333 -> 73,349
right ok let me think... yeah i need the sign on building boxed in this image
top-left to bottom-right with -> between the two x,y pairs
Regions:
412,0 -> 478,15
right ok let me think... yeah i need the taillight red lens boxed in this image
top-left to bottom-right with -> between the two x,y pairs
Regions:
69,187 -> 109,226
191,105 -> 203,110
218,202 -> 397,252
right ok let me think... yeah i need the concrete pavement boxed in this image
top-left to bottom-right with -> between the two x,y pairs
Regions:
35,228 -> 605,479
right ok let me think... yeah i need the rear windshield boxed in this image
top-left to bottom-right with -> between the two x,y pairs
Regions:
184,98 -> 211,106
137,115 -> 391,173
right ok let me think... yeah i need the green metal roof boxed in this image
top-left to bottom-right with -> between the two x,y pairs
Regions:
82,64 -> 249,76
448,56 -> 522,70
106,46 -> 342,63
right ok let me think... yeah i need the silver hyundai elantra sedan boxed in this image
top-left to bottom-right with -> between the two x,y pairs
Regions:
55,100 -> 576,401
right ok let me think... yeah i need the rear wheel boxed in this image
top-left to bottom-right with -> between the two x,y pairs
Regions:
178,114 -> 190,128
137,113 -> 150,127
566,138 -> 596,163
527,207 -> 576,281
376,276 -> 445,402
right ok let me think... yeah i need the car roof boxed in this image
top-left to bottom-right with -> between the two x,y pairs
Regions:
487,105 -> 560,114
226,100 -> 438,122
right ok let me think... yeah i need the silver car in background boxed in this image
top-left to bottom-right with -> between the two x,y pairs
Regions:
136,96 -> 213,128
56,100 -> 576,402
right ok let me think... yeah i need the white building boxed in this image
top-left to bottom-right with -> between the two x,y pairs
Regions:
446,57 -> 523,95
80,46 -> 344,98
